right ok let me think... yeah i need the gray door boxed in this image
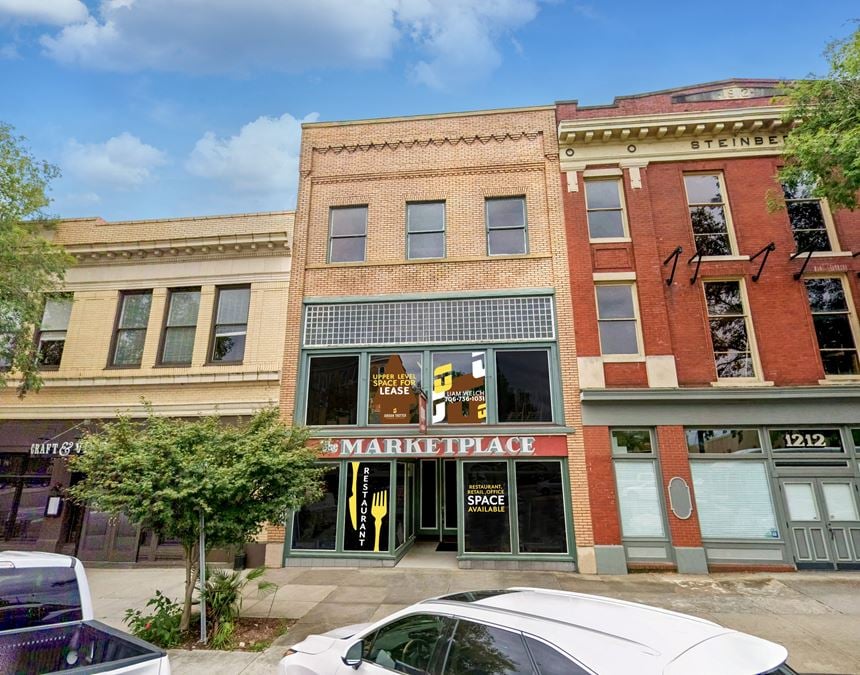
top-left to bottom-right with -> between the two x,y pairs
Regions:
781,478 -> 860,570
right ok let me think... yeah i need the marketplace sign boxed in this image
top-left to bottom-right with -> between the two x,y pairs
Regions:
318,435 -> 567,458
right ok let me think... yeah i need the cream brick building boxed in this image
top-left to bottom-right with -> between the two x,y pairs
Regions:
0,212 -> 292,563
279,108 -> 594,571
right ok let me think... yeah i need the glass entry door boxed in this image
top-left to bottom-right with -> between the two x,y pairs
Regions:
77,510 -> 141,562
417,459 -> 458,540
781,478 -> 860,570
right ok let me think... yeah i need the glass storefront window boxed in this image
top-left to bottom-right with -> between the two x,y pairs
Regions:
344,462 -> 391,553
306,355 -> 359,425
691,461 -> 779,539
431,352 -> 486,425
614,462 -> 665,538
686,428 -> 762,455
368,353 -> 422,425
515,462 -> 566,553
463,462 -> 510,553
0,455 -> 54,544
769,428 -> 844,453
611,429 -> 653,454
291,465 -> 339,550
495,350 -> 552,423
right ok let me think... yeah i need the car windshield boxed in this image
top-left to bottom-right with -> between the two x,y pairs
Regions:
0,566 -> 82,631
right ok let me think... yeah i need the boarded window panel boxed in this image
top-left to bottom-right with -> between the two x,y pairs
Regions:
614,462 -> 665,538
691,461 -> 779,539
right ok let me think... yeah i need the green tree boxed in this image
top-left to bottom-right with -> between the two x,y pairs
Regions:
0,122 -> 73,393
777,26 -> 860,210
68,408 -> 326,633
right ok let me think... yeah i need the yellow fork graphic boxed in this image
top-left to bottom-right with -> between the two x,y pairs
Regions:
371,491 -> 388,552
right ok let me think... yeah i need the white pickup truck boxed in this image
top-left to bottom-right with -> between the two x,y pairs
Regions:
0,551 -> 171,674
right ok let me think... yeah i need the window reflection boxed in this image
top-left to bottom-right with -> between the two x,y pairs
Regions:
291,466 -> 338,550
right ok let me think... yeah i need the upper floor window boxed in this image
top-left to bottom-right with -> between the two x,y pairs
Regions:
804,277 -> 859,376
486,196 -> 526,255
210,286 -> 250,363
111,291 -> 152,367
684,173 -> 735,256
407,201 -> 445,259
159,288 -> 200,366
703,280 -> 756,379
585,179 -> 627,239
595,283 -> 641,356
37,295 -> 73,368
329,206 -> 367,263
783,180 -> 833,252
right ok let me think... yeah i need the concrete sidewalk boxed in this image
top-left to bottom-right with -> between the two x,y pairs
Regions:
86,564 -> 860,674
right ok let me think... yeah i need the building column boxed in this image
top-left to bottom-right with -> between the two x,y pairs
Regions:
656,426 -> 707,573
584,425 -> 627,574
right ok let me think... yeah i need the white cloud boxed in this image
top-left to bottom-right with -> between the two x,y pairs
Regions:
64,132 -> 167,189
39,0 -> 543,88
0,0 -> 88,26
186,113 -> 318,201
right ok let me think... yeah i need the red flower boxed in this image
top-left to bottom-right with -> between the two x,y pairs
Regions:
145,622 -> 152,630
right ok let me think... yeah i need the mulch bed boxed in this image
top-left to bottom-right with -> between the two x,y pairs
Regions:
179,617 -> 295,651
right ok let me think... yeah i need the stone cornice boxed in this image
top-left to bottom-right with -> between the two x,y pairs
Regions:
66,232 -> 291,264
558,106 -> 790,144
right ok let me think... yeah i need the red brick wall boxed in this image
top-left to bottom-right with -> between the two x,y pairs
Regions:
582,426 -> 621,545
656,426 -> 702,548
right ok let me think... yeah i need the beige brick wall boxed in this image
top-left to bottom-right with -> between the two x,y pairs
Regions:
279,107 -> 593,560
1,213 -> 292,420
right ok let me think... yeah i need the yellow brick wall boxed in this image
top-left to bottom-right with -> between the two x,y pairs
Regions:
278,107 -> 593,559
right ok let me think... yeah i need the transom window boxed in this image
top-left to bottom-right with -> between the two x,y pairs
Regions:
37,295 -> 73,368
486,196 -> 527,255
159,288 -> 200,365
407,202 -> 445,259
329,206 -> 367,263
783,180 -> 832,252
595,283 -> 641,355
111,291 -> 152,367
804,278 -> 859,376
703,280 -> 756,378
612,429 -> 653,454
585,178 -> 627,239
686,428 -> 762,455
211,286 -> 250,363
303,296 -> 555,348
684,173 -> 734,256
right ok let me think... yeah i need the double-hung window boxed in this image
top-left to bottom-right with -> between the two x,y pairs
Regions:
783,180 -> 834,252
37,295 -> 73,368
112,291 -> 152,367
585,179 -> 627,239
329,206 -> 367,263
595,283 -> 641,356
486,196 -> 527,255
159,288 -> 200,365
684,173 -> 735,256
804,277 -> 859,376
407,201 -> 445,259
210,286 -> 250,363
703,280 -> 756,378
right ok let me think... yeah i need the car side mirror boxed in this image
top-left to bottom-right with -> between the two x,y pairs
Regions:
342,640 -> 363,669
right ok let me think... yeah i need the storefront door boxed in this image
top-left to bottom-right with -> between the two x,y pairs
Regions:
780,478 -> 860,570
77,510 -> 141,562
417,459 -> 457,541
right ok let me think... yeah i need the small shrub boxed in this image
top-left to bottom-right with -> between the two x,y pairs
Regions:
203,566 -> 275,646
124,590 -> 183,649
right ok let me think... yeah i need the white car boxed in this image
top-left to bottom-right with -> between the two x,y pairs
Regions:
279,587 -> 795,675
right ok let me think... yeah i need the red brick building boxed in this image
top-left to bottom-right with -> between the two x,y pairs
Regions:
557,80 -> 860,573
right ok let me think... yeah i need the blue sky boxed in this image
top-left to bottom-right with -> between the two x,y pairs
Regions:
0,0 -> 856,221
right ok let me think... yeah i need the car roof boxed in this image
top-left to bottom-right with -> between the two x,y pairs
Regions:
420,587 -> 787,675
0,551 -> 77,568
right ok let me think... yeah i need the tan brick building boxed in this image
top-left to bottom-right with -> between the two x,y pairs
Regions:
279,107 -> 595,571
0,212 -> 292,563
